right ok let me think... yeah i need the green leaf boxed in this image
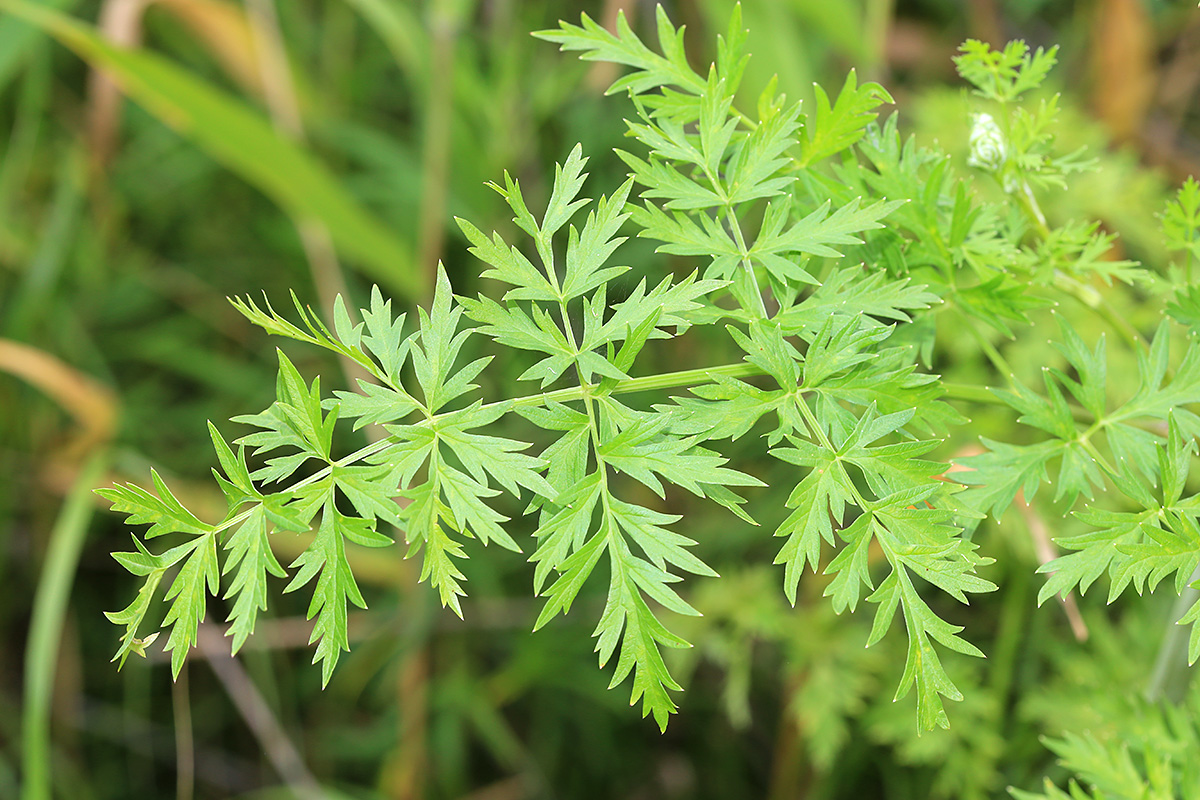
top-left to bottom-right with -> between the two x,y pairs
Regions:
331,381 -> 421,430
160,533 -> 220,678
1119,321 -> 1200,422
529,472 -> 604,593
284,491 -> 370,685
359,286 -> 413,384
724,101 -> 802,205
1037,508 -> 1148,604
595,536 -> 693,732
1179,596 -> 1200,666
1160,413 -> 1194,508
421,518 -> 469,618
666,375 -> 785,441
628,199 -> 741,279
541,143 -> 593,244
1108,511 -> 1200,601
1164,176 -> 1200,264
616,148 -> 726,212
727,320 -> 801,388
876,507 -> 997,603
517,401 -> 592,500
222,506 -> 286,655
953,39 -> 1059,103
990,371 -> 1078,442
534,6 -> 705,99
208,422 -> 259,509
891,579 -> 963,731
772,461 -> 854,604
332,464 -> 405,528
105,536 -> 193,668
749,198 -> 903,288
798,70 -> 895,167
458,294 -> 576,386
410,266 -> 490,413
583,272 -> 723,355
801,315 -> 894,389
440,427 -> 556,500
1046,315 -> 1107,419
97,470 -> 213,539
823,514 -> 874,613
775,270 -> 938,335
439,465 -> 520,553
956,439 -> 1058,519
234,350 -> 338,481
1167,284 -> 1200,331
562,178 -> 635,300
455,216 -> 559,303
230,292 -> 383,380
601,419 -> 762,501
609,497 -> 718,581
401,473 -> 467,616
534,514 -> 609,629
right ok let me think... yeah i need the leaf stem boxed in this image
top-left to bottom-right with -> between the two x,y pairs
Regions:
1077,434 -> 1119,481
792,393 -> 872,511
956,308 -> 1017,382
1051,272 -> 1143,353
208,362 -> 763,536
1011,175 -> 1144,353
213,362 -> 1002,539
1145,562 -> 1200,704
725,207 -> 770,319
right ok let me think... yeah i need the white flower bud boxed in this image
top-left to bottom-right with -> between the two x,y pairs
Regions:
967,112 -> 1006,172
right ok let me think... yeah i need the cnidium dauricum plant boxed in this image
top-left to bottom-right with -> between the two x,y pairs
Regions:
99,5 -> 1200,734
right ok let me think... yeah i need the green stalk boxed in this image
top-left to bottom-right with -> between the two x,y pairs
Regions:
1013,177 -> 1144,353
1145,563 -> 1200,704
941,381 -> 998,404
208,359 -> 1008,539
724,206 -> 770,319
957,308 -> 1018,381
413,0 -> 462,292
22,452 -> 107,800
1052,272 -> 1143,353
863,0 -> 894,73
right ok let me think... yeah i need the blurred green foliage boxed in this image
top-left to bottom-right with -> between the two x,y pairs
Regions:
6,1 -> 1200,798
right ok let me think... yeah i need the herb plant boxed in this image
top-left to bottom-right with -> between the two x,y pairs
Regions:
98,3 -> 1200,757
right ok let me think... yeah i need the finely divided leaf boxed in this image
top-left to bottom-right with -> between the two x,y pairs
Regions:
222,506 -> 286,654
284,492 -> 371,684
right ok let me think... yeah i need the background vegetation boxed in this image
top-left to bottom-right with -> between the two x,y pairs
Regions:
5,0 -> 1200,798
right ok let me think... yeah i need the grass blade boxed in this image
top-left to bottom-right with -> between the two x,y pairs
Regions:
1,0 -> 424,300
21,452 -> 107,800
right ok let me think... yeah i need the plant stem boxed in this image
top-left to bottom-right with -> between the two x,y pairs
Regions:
414,0 -> 460,291
1078,435 -> 1119,481
1145,562 -> 1200,704
208,361 -> 765,536
23,452 -> 107,800
1013,176 -> 1145,353
793,395 -> 872,510
1052,272 -> 1143,353
725,206 -> 770,319
172,664 -> 194,800
211,360 -> 1007,538
941,381 -> 997,404
957,308 -> 1017,381
863,0 -> 894,74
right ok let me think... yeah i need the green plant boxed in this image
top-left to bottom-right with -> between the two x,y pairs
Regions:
1012,687 -> 1200,800
96,3 -> 1200,758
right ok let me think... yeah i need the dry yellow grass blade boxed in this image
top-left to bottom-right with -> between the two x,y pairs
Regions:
0,338 -> 116,454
